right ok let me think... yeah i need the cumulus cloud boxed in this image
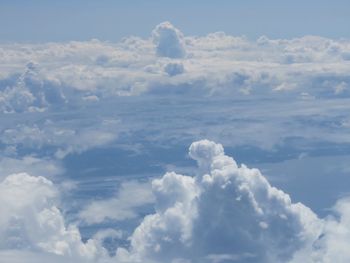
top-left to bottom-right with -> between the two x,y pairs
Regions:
111,140 -> 350,263
316,198 -> 350,261
290,197 -> 350,263
152,21 -> 186,58
0,62 -> 66,113
3,141 -> 350,262
121,140 -> 321,262
2,21 -> 350,263
0,173 -> 103,261
0,22 -> 350,113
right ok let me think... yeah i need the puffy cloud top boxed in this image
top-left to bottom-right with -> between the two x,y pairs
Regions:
0,173 -> 101,260
125,140 -> 321,262
152,21 -> 186,58
189,139 -> 225,172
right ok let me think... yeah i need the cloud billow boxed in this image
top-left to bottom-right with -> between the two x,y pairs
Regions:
124,140 -> 321,262
152,21 -> 186,58
0,173 -> 102,261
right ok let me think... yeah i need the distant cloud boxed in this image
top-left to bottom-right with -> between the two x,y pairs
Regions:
164,62 -> 185,76
152,21 -> 186,58
1,119 -> 119,159
0,23 -> 350,113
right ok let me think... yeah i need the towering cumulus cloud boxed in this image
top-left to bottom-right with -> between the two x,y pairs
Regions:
122,140 -> 321,263
152,21 -> 186,58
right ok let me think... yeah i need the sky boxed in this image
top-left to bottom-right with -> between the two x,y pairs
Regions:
0,0 -> 349,42
1,2 -> 350,263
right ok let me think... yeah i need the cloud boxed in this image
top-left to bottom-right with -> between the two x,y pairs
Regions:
189,139 -> 224,172
152,22 -> 186,58
0,173 -> 102,261
123,140 -> 321,262
164,62 -> 185,76
3,141 -> 350,262
115,141 -> 350,263
2,22 -> 350,263
0,156 -> 63,181
317,198 -> 350,261
0,23 -> 350,114
0,62 -> 66,113
79,180 -> 154,224
0,118 -> 119,159
291,197 -> 350,263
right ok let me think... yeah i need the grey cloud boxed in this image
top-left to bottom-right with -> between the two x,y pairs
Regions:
164,62 -> 185,76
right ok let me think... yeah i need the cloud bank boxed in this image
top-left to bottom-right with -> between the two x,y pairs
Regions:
1,22 -> 350,113
1,21 -> 350,161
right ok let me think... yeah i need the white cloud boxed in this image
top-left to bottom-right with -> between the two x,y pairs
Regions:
291,197 -> 350,263
152,21 -> 186,59
0,156 -> 63,181
1,118 -> 119,159
2,141 -> 350,262
0,22 -> 349,113
79,180 -> 154,224
123,140 -> 321,262
0,173 -> 104,261
189,139 -> 224,172
0,62 -> 66,113
2,22 -> 350,263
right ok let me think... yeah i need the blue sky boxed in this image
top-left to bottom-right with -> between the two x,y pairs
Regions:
0,0 -> 349,42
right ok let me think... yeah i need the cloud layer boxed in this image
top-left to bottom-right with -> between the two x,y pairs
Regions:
1,22 -> 350,113
1,22 -> 350,163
